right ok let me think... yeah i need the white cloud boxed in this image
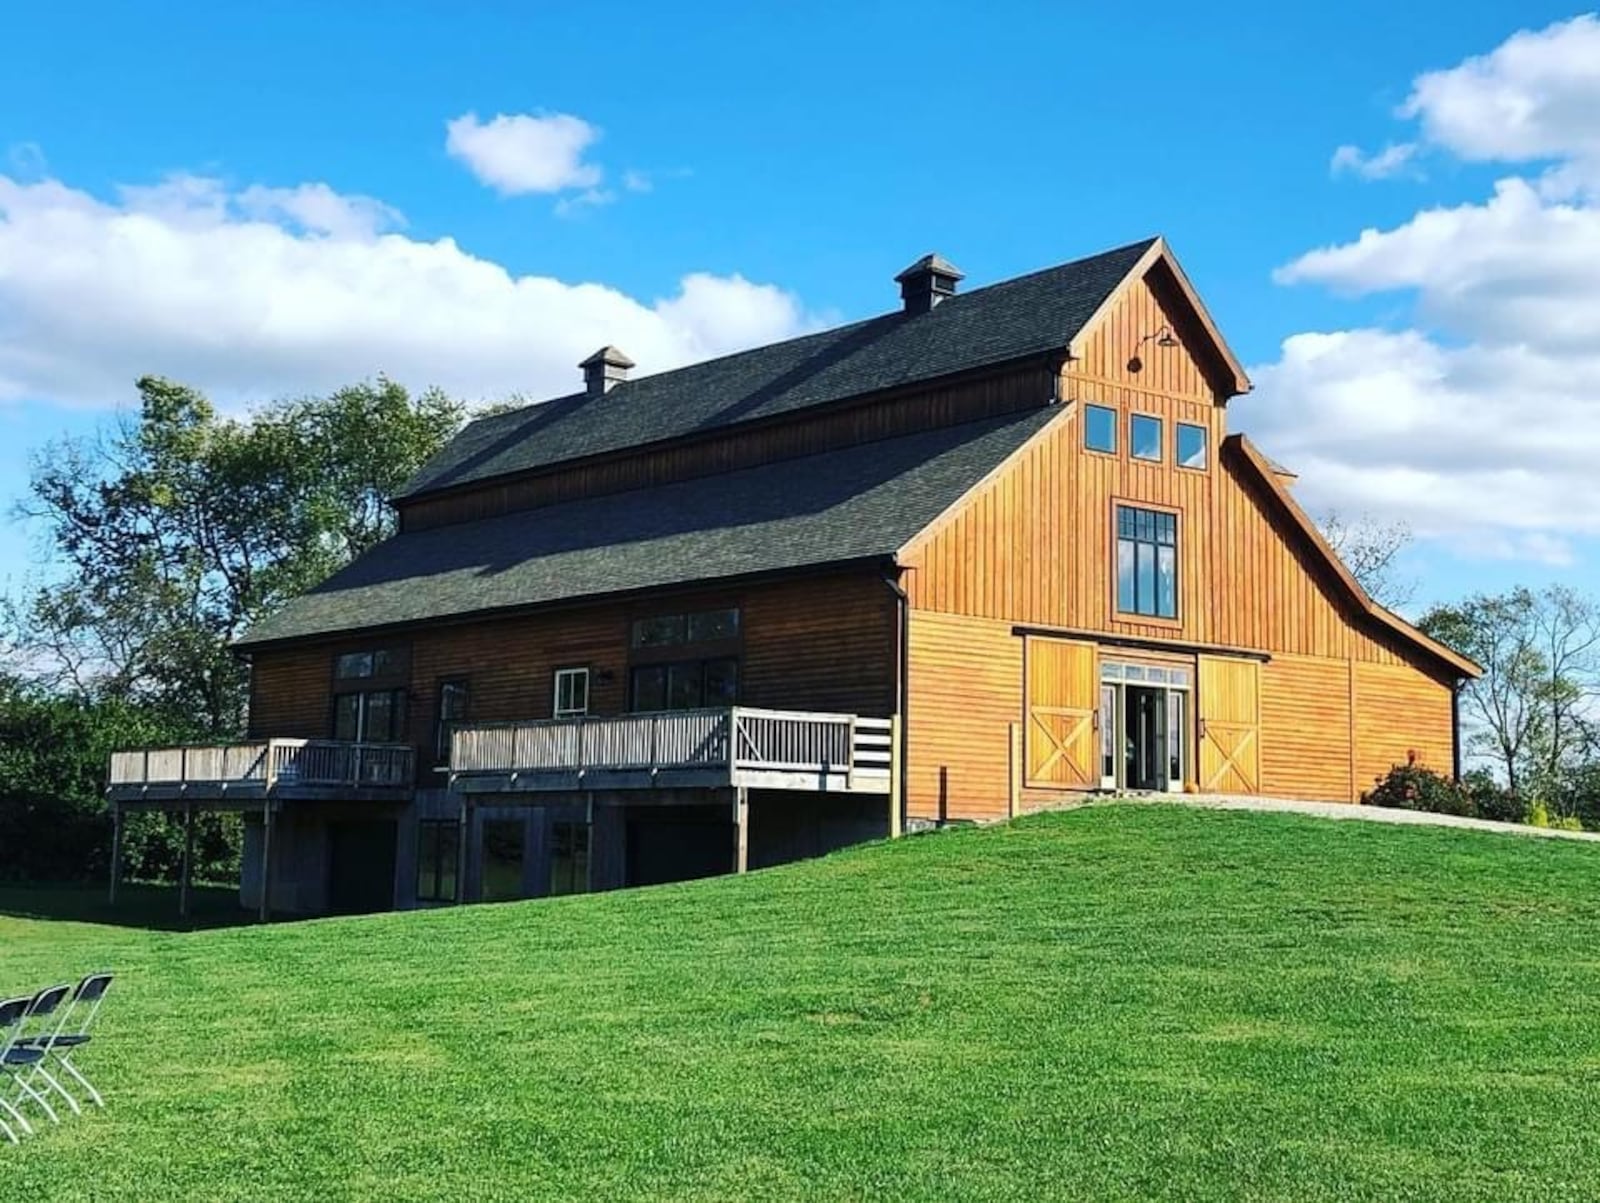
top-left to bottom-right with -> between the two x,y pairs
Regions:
0,168 -> 818,411
1241,15 -> 1600,566
444,111 -> 603,196
1330,142 -> 1419,180
622,169 -> 653,193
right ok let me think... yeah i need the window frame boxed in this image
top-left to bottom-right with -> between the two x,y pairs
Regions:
1129,413 -> 1165,464
1083,403 -> 1118,456
434,677 -> 470,762
549,819 -> 590,896
1176,422 -> 1209,472
628,657 -> 740,713
552,666 -> 591,719
415,819 -> 459,903
1112,500 -> 1181,623
332,686 -> 408,744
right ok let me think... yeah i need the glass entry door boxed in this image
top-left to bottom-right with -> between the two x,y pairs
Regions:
1098,661 -> 1192,793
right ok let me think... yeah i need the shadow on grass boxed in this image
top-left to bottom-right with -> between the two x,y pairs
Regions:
0,882 -> 258,932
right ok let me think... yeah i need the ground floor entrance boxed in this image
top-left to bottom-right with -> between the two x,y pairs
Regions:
1023,635 -> 1263,797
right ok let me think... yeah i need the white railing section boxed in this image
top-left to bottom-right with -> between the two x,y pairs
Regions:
452,707 -> 893,790
108,739 -> 414,791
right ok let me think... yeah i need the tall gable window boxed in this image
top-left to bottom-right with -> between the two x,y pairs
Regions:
1084,404 -> 1117,454
1116,505 -> 1178,619
629,606 -> 741,713
1130,414 -> 1164,463
332,646 -> 408,743
1177,422 -> 1208,470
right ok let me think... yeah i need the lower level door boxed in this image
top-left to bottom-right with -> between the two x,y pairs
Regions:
1124,685 -> 1169,791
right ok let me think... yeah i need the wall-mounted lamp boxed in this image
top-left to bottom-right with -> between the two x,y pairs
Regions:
1127,325 -> 1180,374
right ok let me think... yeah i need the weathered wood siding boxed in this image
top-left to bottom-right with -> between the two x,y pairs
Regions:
401,365 -> 1059,531
248,571 -> 896,771
901,265 -> 1458,816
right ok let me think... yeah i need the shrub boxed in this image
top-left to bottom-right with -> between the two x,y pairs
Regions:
1528,800 -> 1551,828
1362,757 -> 1475,817
1461,770 -> 1525,824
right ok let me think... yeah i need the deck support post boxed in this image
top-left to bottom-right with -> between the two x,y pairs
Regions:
258,801 -> 275,923
889,715 -> 904,839
732,786 -> 749,874
584,793 -> 595,892
108,803 -> 123,905
456,798 -> 472,904
179,804 -> 195,917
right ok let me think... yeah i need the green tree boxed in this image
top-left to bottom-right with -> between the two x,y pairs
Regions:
12,376 -> 463,732
1420,586 -> 1600,805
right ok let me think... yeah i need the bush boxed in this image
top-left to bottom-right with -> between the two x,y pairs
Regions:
1461,770 -> 1526,824
1362,757 -> 1476,817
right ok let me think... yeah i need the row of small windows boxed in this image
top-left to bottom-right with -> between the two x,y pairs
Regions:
1084,404 -> 1208,470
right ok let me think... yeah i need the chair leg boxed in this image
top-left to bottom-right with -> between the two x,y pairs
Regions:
10,1072 -> 60,1124
58,1058 -> 103,1109
31,1064 -> 81,1116
0,1093 -> 32,1138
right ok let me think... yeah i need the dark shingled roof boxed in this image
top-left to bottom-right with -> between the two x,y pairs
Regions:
395,238 -> 1155,500
237,408 -> 1063,648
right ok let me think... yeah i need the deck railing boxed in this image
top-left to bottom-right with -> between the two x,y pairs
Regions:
452,707 -> 893,791
108,739 -> 414,792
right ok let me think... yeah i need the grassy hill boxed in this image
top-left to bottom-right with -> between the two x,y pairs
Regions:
4,804 -> 1600,1201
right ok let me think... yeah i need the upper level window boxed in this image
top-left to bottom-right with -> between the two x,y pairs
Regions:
1131,414 -> 1163,463
1084,404 -> 1116,454
631,607 -> 740,649
434,679 -> 469,760
1177,422 -> 1208,470
630,657 -> 739,712
335,647 -> 403,680
334,687 -> 406,743
1116,505 -> 1178,619
553,667 -> 590,719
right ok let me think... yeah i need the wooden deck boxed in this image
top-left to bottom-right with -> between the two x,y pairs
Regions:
450,707 -> 893,795
106,739 -> 416,805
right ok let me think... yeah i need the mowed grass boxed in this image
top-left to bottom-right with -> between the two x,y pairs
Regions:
4,804 -> 1600,1201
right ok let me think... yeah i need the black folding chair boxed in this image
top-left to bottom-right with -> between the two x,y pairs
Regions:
0,994 -> 50,1140
21,974 -> 113,1111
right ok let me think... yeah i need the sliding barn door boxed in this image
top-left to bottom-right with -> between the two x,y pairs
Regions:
1197,656 -> 1260,794
1024,638 -> 1098,789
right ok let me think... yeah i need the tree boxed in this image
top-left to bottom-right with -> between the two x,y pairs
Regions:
1420,586 -> 1600,804
1319,510 -> 1416,609
11,376 -> 464,733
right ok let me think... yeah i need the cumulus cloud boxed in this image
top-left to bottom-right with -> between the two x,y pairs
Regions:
1240,14 -> 1600,566
1329,142 -> 1419,180
0,169 -> 818,410
444,111 -> 604,196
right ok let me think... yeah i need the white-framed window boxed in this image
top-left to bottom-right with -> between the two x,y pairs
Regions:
553,667 -> 590,719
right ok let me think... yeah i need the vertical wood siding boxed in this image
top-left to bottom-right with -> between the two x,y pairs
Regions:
901,266 -> 1459,815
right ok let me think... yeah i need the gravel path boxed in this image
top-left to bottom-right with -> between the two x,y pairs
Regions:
1106,793 -> 1600,843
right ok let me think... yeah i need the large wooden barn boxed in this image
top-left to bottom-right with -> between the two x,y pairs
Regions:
107,237 -> 1479,916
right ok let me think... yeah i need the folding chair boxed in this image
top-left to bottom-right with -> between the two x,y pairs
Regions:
23,974 -> 113,1111
14,982 -> 82,1117
0,995 -> 46,1142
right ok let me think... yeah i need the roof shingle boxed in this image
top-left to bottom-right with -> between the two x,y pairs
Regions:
395,238 -> 1153,499
238,408 -> 1064,648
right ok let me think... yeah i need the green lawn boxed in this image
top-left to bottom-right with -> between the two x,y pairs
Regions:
4,804 -> 1600,1201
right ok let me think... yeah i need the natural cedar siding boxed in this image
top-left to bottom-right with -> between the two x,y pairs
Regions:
247,570 -> 896,770
899,271 -> 1459,815
399,364 -> 1058,531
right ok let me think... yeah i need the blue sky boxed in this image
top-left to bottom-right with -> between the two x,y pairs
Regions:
2,1 -> 1597,614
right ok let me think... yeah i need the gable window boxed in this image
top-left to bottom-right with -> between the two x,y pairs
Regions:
1177,422 -> 1208,470
416,820 -> 459,903
434,679 -> 469,761
553,667 -> 590,719
1084,404 -> 1117,454
630,657 -> 740,712
1116,505 -> 1178,619
1130,414 -> 1164,463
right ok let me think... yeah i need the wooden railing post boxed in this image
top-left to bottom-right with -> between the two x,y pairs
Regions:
889,715 -> 904,839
